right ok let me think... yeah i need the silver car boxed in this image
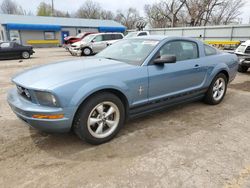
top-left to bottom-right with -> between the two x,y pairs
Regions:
69,33 -> 124,56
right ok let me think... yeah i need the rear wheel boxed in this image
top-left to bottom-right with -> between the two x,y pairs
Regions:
73,92 -> 125,145
22,51 -> 30,59
238,65 -> 248,73
204,73 -> 228,105
81,47 -> 92,56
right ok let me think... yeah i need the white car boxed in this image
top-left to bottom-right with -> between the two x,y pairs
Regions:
235,40 -> 250,72
124,31 -> 150,39
69,33 -> 124,56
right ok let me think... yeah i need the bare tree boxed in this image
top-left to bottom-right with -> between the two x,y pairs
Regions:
211,0 -> 246,25
115,8 -> 141,29
0,0 -> 25,15
75,0 -> 101,19
144,3 -> 172,28
183,0 -> 221,26
100,10 -> 115,20
144,0 -> 186,28
145,0 -> 245,28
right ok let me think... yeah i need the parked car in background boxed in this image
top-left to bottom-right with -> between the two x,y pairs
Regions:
124,31 -> 150,39
7,36 -> 238,145
63,32 -> 95,50
235,40 -> 250,72
69,32 -> 124,56
0,42 -> 35,60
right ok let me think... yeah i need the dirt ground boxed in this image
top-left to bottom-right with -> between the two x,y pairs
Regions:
0,48 -> 250,188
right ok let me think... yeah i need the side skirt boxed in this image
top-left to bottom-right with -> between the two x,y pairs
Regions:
128,89 -> 207,120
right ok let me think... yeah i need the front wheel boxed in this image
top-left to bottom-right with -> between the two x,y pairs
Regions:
204,73 -> 228,105
21,51 -> 30,59
73,92 -> 125,145
81,47 -> 92,56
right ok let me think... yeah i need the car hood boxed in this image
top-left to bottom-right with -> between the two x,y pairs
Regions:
71,41 -> 88,47
12,57 -> 135,90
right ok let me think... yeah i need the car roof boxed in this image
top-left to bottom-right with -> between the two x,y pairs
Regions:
132,35 -> 201,42
90,32 -> 123,36
240,40 -> 250,46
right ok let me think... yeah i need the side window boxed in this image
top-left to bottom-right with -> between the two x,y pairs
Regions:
138,32 -> 147,36
245,46 -> 250,54
103,34 -> 112,41
159,40 -> 199,61
93,35 -> 103,42
112,34 -> 123,40
204,44 -> 217,56
0,42 -> 10,48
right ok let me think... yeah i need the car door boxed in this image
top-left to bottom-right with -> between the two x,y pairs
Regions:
147,40 -> 207,101
0,42 -> 13,59
91,35 -> 107,53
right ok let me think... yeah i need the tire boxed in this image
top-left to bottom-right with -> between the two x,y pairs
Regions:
73,92 -> 125,145
21,51 -> 30,59
81,47 -> 92,56
204,73 -> 228,105
238,65 -> 248,73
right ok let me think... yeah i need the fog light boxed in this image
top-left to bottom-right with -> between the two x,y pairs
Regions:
32,114 -> 64,119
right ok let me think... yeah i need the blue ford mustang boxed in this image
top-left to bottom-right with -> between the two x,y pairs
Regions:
7,36 -> 238,144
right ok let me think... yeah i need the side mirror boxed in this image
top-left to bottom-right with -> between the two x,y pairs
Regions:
154,55 -> 176,65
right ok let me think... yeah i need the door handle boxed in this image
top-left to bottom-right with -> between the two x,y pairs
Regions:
194,64 -> 199,68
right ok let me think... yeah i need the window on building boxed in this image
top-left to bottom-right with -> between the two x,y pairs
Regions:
44,31 -> 55,40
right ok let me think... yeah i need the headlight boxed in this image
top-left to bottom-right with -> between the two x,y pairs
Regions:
35,91 -> 58,107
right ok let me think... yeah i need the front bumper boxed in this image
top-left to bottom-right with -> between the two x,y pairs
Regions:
240,59 -> 250,67
69,47 -> 82,56
7,88 -> 73,133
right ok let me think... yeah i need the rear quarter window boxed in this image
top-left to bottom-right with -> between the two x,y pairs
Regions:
204,44 -> 218,56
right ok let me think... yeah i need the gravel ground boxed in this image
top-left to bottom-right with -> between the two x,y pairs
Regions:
0,48 -> 250,188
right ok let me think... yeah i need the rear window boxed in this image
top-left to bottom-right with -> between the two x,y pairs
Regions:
204,44 -> 217,56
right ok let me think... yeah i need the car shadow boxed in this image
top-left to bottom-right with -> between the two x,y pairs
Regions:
29,101 -> 222,162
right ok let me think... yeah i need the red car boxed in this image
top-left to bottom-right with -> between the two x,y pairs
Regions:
63,32 -> 95,49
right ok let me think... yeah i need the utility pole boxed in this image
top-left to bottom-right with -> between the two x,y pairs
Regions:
51,0 -> 54,16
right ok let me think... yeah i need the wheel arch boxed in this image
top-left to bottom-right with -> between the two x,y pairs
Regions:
218,70 -> 229,82
72,88 -> 130,128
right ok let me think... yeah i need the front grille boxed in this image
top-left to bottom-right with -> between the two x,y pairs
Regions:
16,85 -> 32,101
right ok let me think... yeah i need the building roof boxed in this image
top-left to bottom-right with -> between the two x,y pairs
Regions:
0,14 -> 125,29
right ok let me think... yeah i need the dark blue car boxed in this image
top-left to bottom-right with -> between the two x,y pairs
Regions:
7,36 -> 238,144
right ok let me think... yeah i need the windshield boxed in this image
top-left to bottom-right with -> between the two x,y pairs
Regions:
76,33 -> 85,38
124,32 -> 138,39
81,34 -> 96,43
96,39 -> 159,65
237,45 -> 246,53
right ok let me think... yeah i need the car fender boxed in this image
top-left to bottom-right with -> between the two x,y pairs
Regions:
70,78 -> 130,108
206,62 -> 230,86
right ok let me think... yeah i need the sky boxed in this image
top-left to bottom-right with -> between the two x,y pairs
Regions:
2,0 -> 250,24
